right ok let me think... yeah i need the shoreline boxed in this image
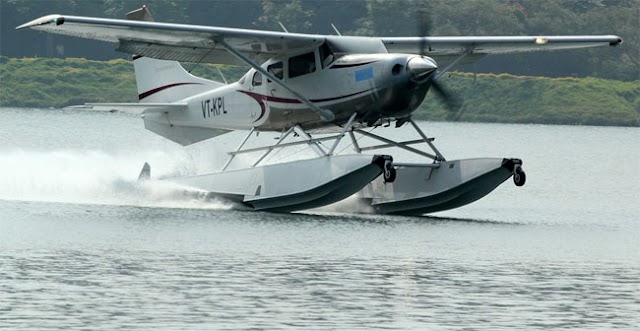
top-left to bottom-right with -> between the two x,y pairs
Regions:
1,57 -> 638,127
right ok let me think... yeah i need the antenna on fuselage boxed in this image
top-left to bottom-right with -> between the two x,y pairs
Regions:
331,23 -> 342,36
278,22 -> 289,33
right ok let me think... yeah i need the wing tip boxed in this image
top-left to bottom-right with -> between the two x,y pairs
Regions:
16,14 -> 64,30
611,36 -> 623,47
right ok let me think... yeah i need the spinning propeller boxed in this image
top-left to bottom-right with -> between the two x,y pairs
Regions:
415,8 -> 463,120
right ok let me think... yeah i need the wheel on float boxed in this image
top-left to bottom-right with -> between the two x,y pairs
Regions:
383,160 -> 397,183
513,167 -> 526,186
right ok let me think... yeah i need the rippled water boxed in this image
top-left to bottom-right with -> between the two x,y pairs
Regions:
0,108 -> 638,330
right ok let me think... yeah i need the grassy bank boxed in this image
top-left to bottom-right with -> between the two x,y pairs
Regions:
418,73 -> 639,126
1,57 -> 638,126
0,56 -> 244,107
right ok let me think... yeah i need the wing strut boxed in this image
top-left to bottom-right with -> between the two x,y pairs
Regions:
434,46 -> 474,80
217,39 -> 335,122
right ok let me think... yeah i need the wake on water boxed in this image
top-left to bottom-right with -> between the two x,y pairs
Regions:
0,148 -> 235,210
0,147 -> 379,215
0,105 -> 380,215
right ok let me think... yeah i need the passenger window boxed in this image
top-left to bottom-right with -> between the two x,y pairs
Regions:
289,52 -> 316,78
252,71 -> 262,86
267,62 -> 283,81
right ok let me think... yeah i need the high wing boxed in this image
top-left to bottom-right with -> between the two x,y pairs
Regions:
17,14 -> 325,65
17,14 -> 622,67
383,35 -> 622,67
383,35 -> 622,55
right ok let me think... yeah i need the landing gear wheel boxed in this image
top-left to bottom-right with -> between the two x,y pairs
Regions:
383,159 -> 397,183
513,166 -> 526,187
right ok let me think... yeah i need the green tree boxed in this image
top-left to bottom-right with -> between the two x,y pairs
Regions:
102,0 -> 188,22
430,0 -> 525,35
254,0 -> 314,33
579,3 -> 640,81
352,0 -> 420,36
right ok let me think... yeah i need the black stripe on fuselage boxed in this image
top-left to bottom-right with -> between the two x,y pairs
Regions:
329,61 -> 378,69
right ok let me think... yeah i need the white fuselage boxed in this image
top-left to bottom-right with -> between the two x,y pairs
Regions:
162,52 -> 435,133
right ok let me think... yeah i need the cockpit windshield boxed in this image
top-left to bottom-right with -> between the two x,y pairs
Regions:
319,42 -> 334,68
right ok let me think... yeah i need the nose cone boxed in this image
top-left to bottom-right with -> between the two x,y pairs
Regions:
408,57 -> 437,83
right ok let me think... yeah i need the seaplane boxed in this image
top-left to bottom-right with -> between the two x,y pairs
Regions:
17,6 -> 622,214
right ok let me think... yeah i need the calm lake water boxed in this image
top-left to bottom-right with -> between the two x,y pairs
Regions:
0,107 -> 638,330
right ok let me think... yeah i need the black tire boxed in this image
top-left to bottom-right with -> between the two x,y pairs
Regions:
383,160 -> 397,183
384,168 -> 397,183
513,168 -> 526,186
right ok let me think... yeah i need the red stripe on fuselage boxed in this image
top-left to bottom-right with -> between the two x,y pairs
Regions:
238,89 -> 371,123
138,82 -> 203,100
237,90 -> 267,123
239,89 -> 369,105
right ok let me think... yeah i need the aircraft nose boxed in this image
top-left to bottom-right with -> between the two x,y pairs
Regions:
408,57 -> 437,83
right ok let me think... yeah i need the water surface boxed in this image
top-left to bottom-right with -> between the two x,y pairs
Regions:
0,108 -> 638,330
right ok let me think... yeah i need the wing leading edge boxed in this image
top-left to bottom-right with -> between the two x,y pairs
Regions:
17,14 -> 325,65
382,35 -> 622,55
17,14 -> 622,65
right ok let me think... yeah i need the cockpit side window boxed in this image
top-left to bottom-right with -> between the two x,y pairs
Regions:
252,71 -> 262,86
319,42 -> 335,68
267,62 -> 284,81
288,52 -> 316,79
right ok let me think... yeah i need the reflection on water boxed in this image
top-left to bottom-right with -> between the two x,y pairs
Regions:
1,245 -> 638,330
1,200 -> 639,330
